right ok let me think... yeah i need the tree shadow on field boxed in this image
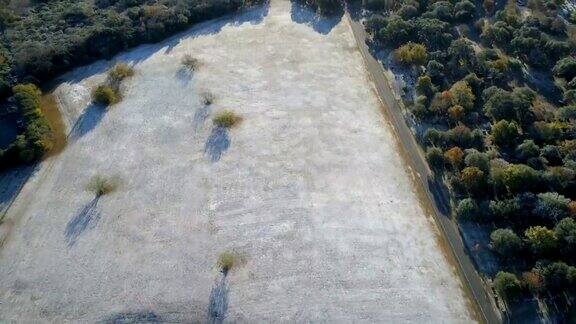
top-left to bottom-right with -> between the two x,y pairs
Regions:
102,311 -> 161,324
69,104 -> 107,141
290,1 -> 343,34
65,197 -> 101,247
176,67 -> 194,87
207,274 -> 229,324
0,165 -> 37,216
205,127 -> 230,162
194,103 -> 212,129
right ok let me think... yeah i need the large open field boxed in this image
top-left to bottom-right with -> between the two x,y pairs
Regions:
0,0 -> 474,322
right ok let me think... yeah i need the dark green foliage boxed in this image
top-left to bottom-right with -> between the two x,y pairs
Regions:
537,262 -> 576,292
525,226 -> 558,256
491,120 -> 520,149
426,147 -> 445,171
0,84 -> 53,168
555,218 -> 576,260
494,272 -> 523,303
456,197 -> 480,220
491,228 -> 523,256
533,192 -> 570,222
363,0 -> 576,305
0,0 -> 261,83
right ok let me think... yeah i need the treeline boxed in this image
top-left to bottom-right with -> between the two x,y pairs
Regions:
364,0 -> 576,314
0,84 -> 53,168
0,0 -> 264,168
297,0 -> 344,14
0,0 -> 265,92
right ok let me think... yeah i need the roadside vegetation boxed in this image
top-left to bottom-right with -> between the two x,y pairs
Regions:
0,0 -> 265,169
363,0 -> 576,317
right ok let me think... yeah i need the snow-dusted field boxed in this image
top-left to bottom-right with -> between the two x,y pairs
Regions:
0,0 -> 474,322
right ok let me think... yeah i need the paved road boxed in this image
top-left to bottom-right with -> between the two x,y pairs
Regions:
346,14 -> 503,324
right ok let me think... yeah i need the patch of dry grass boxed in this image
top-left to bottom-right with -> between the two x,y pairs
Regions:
182,54 -> 200,71
87,175 -> 119,197
213,110 -> 241,128
108,63 -> 135,83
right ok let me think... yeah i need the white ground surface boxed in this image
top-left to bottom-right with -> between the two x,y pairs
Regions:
0,1 -> 474,322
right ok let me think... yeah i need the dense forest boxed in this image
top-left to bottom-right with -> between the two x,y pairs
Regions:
363,0 -> 576,317
0,0 -> 263,168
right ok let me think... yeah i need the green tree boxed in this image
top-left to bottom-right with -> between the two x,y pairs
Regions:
491,228 -> 523,256
553,56 -> 576,82
534,192 -> 570,222
494,272 -> 522,303
516,140 -> 540,160
491,120 -> 520,149
464,149 -> 490,172
395,42 -> 428,66
555,218 -> 576,260
489,198 -> 520,219
461,166 -> 487,194
538,262 -> 576,292
456,198 -> 479,219
426,147 -> 445,171
525,226 -> 558,256
449,81 -> 475,111
501,164 -> 540,193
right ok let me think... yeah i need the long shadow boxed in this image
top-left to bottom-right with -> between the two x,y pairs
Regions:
205,127 -> 230,162
69,104 -> 107,141
102,311 -> 161,324
65,197 -> 101,247
176,67 -> 194,87
207,274 -> 229,324
426,177 -> 451,216
0,165 -> 37,216
290,1 -> 343,34
193,104 -> 212,130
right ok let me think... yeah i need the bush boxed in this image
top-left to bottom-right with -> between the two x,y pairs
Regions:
108,63 -> 134,83
213,110 -> 241,128
202,92 -> 216,106
217,251 -> 237,273
92,85 -> 119,106
491,228 -> 523,256
494,272 -> 522,303
87,175 -> 118,197
182,54 -> 200,71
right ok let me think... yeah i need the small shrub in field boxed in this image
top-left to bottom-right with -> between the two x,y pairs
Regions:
182,54 -> 200,71
202,92 -> 215,106
213,110 -> 241,128
87,175 -> 118,197
92,85 -> 119,106
217,251 -> 236,273
108,63 -> 134,83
